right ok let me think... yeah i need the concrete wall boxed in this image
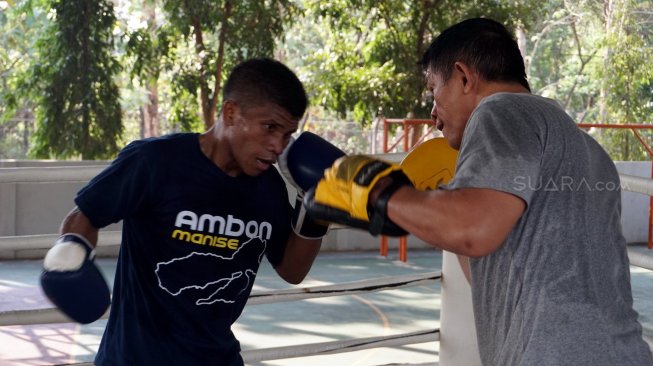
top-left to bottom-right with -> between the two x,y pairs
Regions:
1,161 -> 98,237
616,162 -> 651,244
0,160 -> 121,259
1,160 -> 651,259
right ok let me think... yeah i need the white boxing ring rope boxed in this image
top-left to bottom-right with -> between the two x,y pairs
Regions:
0,272 -> 441,326
62,329 -> 439,366
2,168 -> 653,365
0,273 -> 441,365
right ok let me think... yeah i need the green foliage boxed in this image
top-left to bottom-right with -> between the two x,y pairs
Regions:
0,0 -> 48,158
590,129 -> 652,162
500,0 -> 653,160
600,0 -> 653,121
143,0 -> 302,129
595,0 -> 653,160
290,0 -> 545,126
25,0 -> 122,159
0,0 -> 652,162
525,1 -> 604,120
169,83 -> 203,132
125,27 -> 174,84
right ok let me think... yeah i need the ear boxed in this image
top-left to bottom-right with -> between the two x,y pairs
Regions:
453,62 -> 477,94
221,100 -> 238,126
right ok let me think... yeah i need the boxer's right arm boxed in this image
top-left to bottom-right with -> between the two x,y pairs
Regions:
40,207 -> 111,324
310,155 -> 525,257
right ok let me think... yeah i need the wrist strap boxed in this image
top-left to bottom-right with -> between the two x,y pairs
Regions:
57,233 -> 95,259
368,171 -> 411,236
292,194 -> 329,240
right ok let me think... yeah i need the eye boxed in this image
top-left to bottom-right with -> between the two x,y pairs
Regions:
263,123 -> 277,132
430,89 -> 438,106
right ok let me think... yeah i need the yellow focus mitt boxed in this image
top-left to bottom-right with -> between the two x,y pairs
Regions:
304,155 -> 412,236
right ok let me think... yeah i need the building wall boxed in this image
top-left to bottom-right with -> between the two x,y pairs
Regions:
1,160 -> 650,259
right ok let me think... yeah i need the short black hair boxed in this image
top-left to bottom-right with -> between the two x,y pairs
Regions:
420,18 -> 530,91
223,58 -> 308,119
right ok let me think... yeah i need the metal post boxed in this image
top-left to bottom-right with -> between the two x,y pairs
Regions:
399,236 -> 407,262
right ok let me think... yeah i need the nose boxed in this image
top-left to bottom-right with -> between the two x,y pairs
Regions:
270,135 -> 285,156
431,103 -> 444,131
430,103 -> 438,122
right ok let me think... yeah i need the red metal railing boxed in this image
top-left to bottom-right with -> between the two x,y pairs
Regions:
381,119 -> 653,259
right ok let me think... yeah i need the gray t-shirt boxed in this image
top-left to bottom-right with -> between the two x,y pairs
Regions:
446,93 -> 653,365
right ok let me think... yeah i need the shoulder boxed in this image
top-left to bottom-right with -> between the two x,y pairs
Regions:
460,94 -> 549,155
477,93 -> 567,118
119,133 -> 199,158
470,93 -> 571,134
129,133 -> 198,151
479,92 -> 548,109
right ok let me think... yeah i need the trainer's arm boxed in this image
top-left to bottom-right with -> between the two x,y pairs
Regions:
274,235 -> 321,285
386,187 -> 525,258
60,207 -> 100,247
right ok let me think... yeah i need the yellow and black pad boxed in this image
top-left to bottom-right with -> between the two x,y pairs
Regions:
400,137 -> 458,191
304,137 -> 458,237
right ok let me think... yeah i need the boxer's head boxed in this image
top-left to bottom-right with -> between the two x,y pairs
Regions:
209,58 -> 307,177
420,18 -> 529,93
223,58 -> 307,120
420,18 -> 530,149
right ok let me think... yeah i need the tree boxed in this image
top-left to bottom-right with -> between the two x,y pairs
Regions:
1,0 -> 651,161
286,0 -> 544,126
125,0 -> 301,131
0,0 -> 49,159
523,1 -> 603,122
523,0 -> 653,160
126,0 -> 163,138
25,0 -> 122,159
597,0 -> 653,160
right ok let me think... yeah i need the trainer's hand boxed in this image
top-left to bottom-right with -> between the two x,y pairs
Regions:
305,155 -> 413,236
278,132 -> 345,239
40,233 -> 111,324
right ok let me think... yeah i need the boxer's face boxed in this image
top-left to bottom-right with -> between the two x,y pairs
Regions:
227,101 -> 299,176
426,65 -> 476,150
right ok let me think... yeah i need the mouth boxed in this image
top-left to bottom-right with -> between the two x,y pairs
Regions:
436,121 -> 444,131
256,157 -> 275,169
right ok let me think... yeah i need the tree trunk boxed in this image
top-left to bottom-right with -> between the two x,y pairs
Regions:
142,0 -> 159,137
143,83 -> 159,137
207,0 -> 232,129
600,0 -> 615,124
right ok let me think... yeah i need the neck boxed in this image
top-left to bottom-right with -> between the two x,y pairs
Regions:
478,81 -> 530,98
199,123 -> 228,168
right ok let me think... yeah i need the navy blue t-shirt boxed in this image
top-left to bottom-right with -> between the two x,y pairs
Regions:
75,133 -> 292,365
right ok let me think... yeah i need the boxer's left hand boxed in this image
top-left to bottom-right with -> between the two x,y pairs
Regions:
278,132 -> 345,239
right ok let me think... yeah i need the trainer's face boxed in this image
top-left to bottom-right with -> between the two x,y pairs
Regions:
426,66 -> 476,150
227,101 -> 298,176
